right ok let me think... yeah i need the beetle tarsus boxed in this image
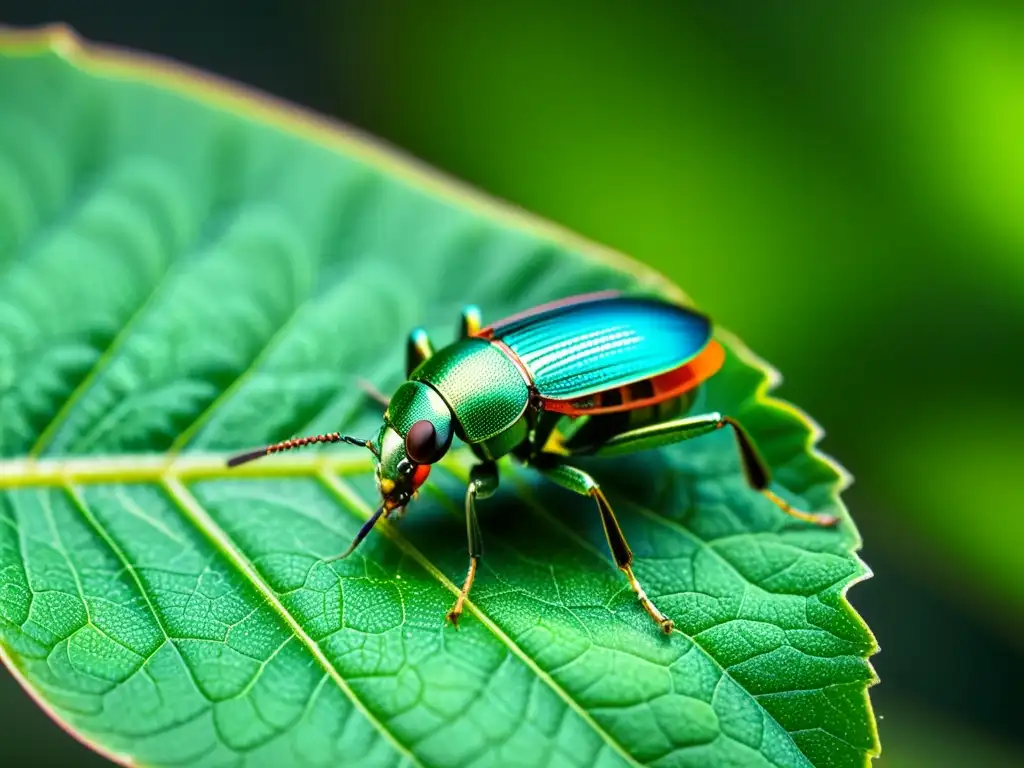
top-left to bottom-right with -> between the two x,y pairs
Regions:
623,564 -> 674,634
762,490 -> 840,526
532,461 -> 675,635
446,556 -> 478,629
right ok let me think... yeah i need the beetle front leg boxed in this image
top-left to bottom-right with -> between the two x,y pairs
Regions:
533,459 -> 674,634
406,327 -> 435,377
447,461 -> 497,628
583,412 -> 839,526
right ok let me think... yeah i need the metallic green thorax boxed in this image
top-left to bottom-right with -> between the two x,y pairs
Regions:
411,338 -> 529,444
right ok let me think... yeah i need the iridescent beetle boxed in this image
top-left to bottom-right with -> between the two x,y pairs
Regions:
227,291 -> 838,633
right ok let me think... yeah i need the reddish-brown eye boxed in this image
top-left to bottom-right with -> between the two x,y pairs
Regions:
405,420 -> 443,464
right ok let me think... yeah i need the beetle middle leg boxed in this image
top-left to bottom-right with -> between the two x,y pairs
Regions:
447,461 -> 497,628
532,458 -> 674,634
573,412 -> 839,526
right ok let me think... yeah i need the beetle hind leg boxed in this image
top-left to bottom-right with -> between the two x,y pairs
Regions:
533,459 -> 674,634
718,416 -> 839,525
577,412 -> 839,527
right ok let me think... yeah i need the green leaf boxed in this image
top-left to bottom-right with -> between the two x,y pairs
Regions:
0,27 -> 878,768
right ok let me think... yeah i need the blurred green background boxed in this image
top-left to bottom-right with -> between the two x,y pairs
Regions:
1,1 -> 1021,765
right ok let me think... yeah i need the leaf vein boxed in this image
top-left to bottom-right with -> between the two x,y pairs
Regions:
318,470 -> 642,768
26,215 -> 232,457
160,474 -> 424,767
499,466 -> 814,767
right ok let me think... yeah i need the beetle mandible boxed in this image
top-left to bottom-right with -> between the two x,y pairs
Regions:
227,291 -> 838,633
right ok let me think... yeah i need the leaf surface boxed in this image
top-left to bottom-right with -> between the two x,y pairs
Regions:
0,28 -> 878,768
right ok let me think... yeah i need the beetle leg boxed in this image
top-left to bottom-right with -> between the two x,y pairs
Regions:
447,461 -> 497,628
575,412 -> 839,527
406,327 -> 435,377
356,378 -> 390,407
524,404 -> 542,456
533,459 -> 674,634
514,407 -> 565,462
459,304 -> 482,338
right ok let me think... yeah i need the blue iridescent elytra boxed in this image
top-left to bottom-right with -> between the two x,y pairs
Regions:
227,290 -> 841,634
491,295 -> 713,399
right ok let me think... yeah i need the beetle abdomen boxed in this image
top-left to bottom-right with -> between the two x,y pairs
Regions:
412,338 -> 530,444
560,389 -> 697,455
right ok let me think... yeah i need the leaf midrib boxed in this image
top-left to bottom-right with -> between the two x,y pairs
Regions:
0,452 -> 375,487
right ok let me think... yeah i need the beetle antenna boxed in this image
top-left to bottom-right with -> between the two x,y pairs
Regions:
226,432 -> 378,467
327,503 -> 386,561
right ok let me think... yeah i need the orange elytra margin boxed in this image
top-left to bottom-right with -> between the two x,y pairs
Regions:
541,340 -> 726,416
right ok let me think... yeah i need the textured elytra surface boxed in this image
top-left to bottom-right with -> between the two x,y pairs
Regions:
494,297 -> 712,400
0,31 -> 878,768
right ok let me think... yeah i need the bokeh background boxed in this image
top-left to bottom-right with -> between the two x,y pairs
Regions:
1,1 -> 1021,765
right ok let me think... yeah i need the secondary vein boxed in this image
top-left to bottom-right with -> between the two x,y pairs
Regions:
160,475 -> 423,768
317,470 -> 642,768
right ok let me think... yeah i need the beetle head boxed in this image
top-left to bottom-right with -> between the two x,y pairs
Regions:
373,381 -> 454,512
223,379 -> 454,560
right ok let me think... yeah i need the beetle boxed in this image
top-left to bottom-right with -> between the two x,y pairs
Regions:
227,291 -> 838,633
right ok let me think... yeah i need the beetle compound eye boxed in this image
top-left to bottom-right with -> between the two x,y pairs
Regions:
405,420 -> 443,464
